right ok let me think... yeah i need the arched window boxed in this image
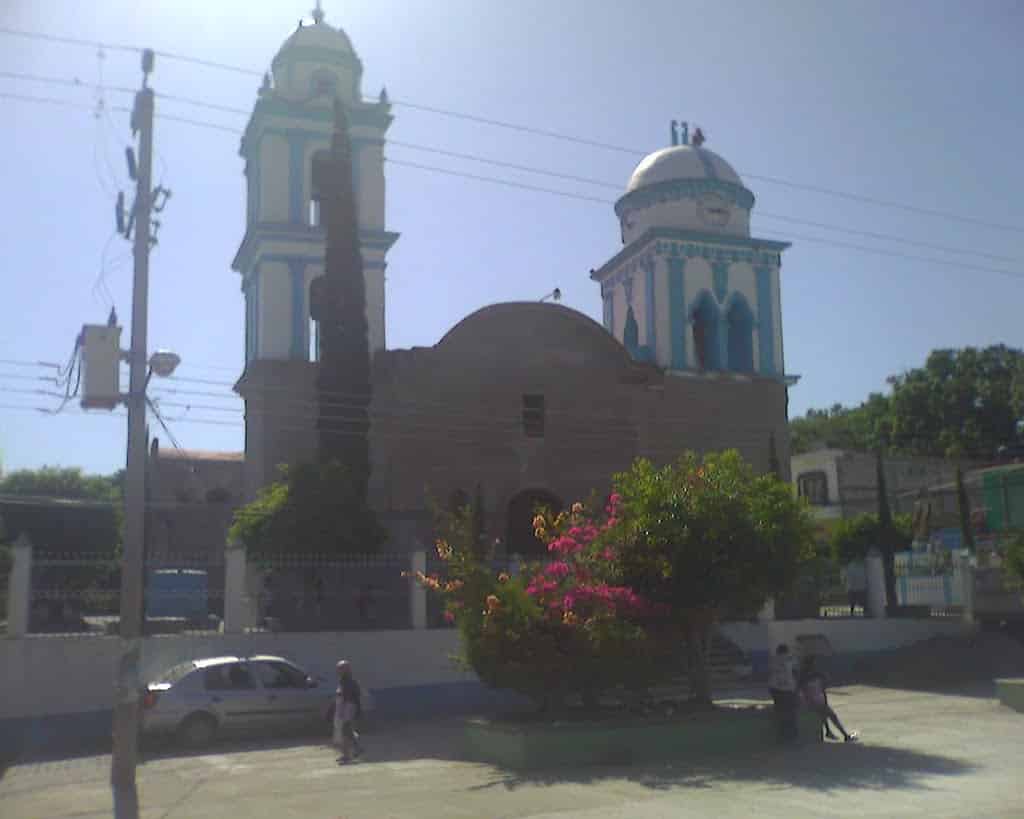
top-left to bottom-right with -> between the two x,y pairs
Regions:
690,293 -> 720,371
623,306 -> 639,354
726,296 -> 754,373
308,149 -> 331,227
308,316 -> 319,362
310,69 -> 338,98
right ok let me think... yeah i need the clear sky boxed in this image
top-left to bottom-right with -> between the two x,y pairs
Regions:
1,0 -> 1022,476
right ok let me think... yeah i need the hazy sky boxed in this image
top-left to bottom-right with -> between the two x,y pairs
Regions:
1,0 -> 1022,476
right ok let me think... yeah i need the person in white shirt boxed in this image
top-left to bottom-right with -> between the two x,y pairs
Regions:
768,643 -> 799,744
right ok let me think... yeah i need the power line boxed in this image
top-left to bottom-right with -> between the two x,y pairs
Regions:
3,25 -> 1024,235
5,76 -> 1024,266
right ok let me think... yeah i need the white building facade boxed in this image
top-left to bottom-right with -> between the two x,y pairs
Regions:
232,9 -> 399,361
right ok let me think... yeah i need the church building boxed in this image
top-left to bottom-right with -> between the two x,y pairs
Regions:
231,8 -> 798,556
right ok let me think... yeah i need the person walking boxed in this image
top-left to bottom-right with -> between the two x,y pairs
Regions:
334,659 -> 364,764
843,559 -> 867,616
768,643 -> 799,744
799,655 -> 858,743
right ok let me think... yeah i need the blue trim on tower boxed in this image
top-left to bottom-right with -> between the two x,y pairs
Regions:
591,227 -> 788,282
668,257 -> 687,369
289,260 -> 306,359
755,265 -> 776,375
252,266 -> 261,361
644,260 -> 657,357
288,137 -> 307,224
712,261 -> 729,303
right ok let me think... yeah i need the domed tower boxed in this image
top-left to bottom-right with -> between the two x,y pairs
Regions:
232,3 -> 398,360
591,126 -> 790,379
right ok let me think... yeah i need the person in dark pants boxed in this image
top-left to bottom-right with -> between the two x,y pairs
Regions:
799,655 -> 858,742
334,660 -> 364,764
768,643 -> 799,744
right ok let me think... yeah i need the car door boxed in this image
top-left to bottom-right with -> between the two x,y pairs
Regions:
250,660 -> 325,730
202,662 -> 273,735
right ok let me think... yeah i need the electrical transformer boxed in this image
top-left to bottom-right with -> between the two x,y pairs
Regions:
80,324 -> 122,410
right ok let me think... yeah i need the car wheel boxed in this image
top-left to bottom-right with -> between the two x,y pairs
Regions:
178,713 -> 217,749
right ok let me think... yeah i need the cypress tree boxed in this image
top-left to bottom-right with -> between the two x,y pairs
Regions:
310,100 -> 372,502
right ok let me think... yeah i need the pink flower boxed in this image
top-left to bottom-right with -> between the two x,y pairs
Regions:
443,611 -> 456,624
544,561 -> 570,579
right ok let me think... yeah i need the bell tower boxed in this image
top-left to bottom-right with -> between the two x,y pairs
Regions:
234,7 -> 398,499
232,6 -> 398,362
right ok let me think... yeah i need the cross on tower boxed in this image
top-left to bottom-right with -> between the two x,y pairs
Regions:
312,0 -> 325,24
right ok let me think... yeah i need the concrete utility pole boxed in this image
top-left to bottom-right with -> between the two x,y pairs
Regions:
110,48 -> 155,819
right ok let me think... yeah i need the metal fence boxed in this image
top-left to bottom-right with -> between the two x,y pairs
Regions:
249,552 -> 413,632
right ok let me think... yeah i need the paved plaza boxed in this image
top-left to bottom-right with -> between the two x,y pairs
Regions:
1,683 -> 1021,819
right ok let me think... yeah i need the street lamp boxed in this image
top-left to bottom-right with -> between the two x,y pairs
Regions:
147,350 -> 181,379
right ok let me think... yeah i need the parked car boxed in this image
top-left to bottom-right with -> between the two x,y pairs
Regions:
141,655 -> 345,748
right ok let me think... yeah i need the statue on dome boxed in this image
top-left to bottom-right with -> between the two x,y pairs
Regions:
692,127 -> 705,148
670,120 -> 679,146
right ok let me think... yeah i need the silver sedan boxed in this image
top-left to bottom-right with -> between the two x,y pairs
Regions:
140,655 -> 338,748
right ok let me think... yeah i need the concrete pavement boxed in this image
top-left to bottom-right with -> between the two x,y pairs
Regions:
1,684 -> 1022,819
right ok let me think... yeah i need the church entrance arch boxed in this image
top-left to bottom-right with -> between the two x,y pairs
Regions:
505,489 -> 563,557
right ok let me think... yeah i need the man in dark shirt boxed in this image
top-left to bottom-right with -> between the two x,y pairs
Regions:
335,659 -> 363,763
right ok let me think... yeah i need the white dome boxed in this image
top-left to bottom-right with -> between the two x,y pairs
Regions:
626,145 -> 743,193
616,143 -> 755,244
273,20 -> 356,62
270,17 -> 363,102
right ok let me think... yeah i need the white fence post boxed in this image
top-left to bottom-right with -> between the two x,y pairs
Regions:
959,554 -> 976,624
410,549 -> 427,630
7,533 -> 33,638
223,540 -> 249,634
866,548 -> 888,619
759,597 -> 776,622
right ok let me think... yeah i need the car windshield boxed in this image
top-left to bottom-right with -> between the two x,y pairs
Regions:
156,662 -> 196,685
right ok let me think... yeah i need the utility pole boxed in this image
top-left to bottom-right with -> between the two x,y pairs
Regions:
110,48 -> 155,819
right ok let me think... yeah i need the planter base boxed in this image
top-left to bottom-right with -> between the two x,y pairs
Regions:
995,679 -> 1024,713
465,706 -> 822,769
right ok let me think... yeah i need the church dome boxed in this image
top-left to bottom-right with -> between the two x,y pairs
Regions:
626,145 -> 744,193
616,137 -> 755,244
270,10 -> 363,102
273,18 -> 356,62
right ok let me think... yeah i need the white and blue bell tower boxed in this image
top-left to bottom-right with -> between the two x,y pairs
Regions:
233,4 -> 398,361
592,124 -> 793,383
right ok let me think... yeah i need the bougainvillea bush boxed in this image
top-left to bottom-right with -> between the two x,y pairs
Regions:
415,495 -> 675,710
415,451 -> 814,710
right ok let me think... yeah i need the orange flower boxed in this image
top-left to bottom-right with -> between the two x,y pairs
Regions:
435,540 -> 453,560
532,514 -> 546,530
562,610 -> 578,626
571,502 -> 584,515
497,572 -> 510,583
485,594 -> 501,612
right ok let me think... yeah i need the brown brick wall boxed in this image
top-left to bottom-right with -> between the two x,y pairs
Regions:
240,303 -> 791,553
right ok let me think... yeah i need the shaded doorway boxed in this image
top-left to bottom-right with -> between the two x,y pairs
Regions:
505,489 -> 563,557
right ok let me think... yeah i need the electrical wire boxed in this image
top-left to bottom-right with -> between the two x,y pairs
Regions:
4,83 -> 1024,274
2,27 -> 1023,234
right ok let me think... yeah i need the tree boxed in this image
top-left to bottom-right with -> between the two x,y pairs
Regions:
609,451 -> 816,703
955,464 -> 976,553
0,466 -> 121,501
228,461 -> 385,556
790,345 -> 1024,458
310,100 -> 372,501
830,512 -> 913,566
875,450 -> 899,608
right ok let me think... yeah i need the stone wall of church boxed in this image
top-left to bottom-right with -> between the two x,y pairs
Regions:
239,305 -> 791,554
